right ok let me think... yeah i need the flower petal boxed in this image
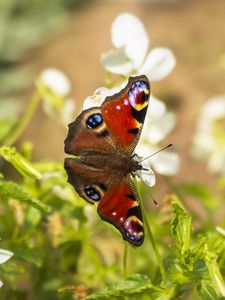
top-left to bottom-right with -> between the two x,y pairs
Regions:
0,249 -> 13,264
0,280 -> 3,288
82,85 -> 124,110
40,68 -> 71,97
149,150 -> 180,175
145,112 -> 176,144
83,87 -> 116,109
139,48 -> 176,82
147,95 -> 166,122
137,161 -> 156,187
111,13 -> 149,69
101,48 -> 133,75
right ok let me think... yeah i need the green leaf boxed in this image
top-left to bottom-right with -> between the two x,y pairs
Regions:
171,195 -> 192,255
203,246 -> 225,298
86,274 -> 152,299
168,263 -> 190,284
0,181 -> 50,213
196,279 -> 224,300
0,146 -> 42,180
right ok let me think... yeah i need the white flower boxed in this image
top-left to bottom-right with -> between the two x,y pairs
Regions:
83,86 -> 119,110
191,95 -> 225,175
38,68 -> 75,125
40,68 -> 71,97
0,248 -> 13,288
101,13 -> 176,80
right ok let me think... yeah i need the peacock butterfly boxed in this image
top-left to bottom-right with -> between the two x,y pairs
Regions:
64,75 -> 150,246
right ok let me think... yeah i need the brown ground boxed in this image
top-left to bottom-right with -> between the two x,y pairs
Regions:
21,0 -> 225,217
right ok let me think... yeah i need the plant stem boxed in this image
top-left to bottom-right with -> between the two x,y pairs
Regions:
4,91 -> 41,146
123,242 -> 128,277
136,182 -> 166,282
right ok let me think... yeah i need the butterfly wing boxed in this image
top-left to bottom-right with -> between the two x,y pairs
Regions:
64,75 -> 150,157
65,155 -> 144,246
101,75 -> 150,154
64,107 -> 115,156
98,178 -> 144,246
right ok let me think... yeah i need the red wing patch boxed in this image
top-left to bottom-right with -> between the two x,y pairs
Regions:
97,178 -> 144,246
101,75 -> 150,153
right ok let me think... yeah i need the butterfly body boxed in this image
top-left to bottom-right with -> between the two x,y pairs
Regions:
64,75 -> 150,246
78,151 -> 141,173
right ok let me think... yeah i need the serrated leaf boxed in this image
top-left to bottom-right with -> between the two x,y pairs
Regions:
0,181 -> 50,213
86,274 -> 152,299
171,195 -> 192,255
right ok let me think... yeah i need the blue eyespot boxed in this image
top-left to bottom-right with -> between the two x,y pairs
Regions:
131,80 -> 148,91
84,185 -> 100,201
128,80 -> 149,106
86,113 -> 103,129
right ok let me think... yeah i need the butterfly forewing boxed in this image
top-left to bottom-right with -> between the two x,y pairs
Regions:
101,75 -> 150,154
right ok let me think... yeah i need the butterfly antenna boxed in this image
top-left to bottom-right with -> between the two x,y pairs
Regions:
151,193 -> 158,206
140,143 -> 173,163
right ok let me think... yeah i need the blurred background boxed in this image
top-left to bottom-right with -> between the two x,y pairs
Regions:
0,0 -> 225,298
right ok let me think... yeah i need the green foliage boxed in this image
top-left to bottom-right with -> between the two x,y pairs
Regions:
86,274 -> 152,299
0,181 -> 50,213
171,196 -> 192,255
85,196 -> 225,300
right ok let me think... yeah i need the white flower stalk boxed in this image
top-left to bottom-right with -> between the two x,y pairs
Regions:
38,68 -> 75,125
0,248 -> 13,288
191,95 -> 225,175
101,13 -> 176,81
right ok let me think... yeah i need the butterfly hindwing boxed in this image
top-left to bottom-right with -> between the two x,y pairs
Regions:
64,157 -> 109,204
98,178 -> 144,246
65,157 -> 144,246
